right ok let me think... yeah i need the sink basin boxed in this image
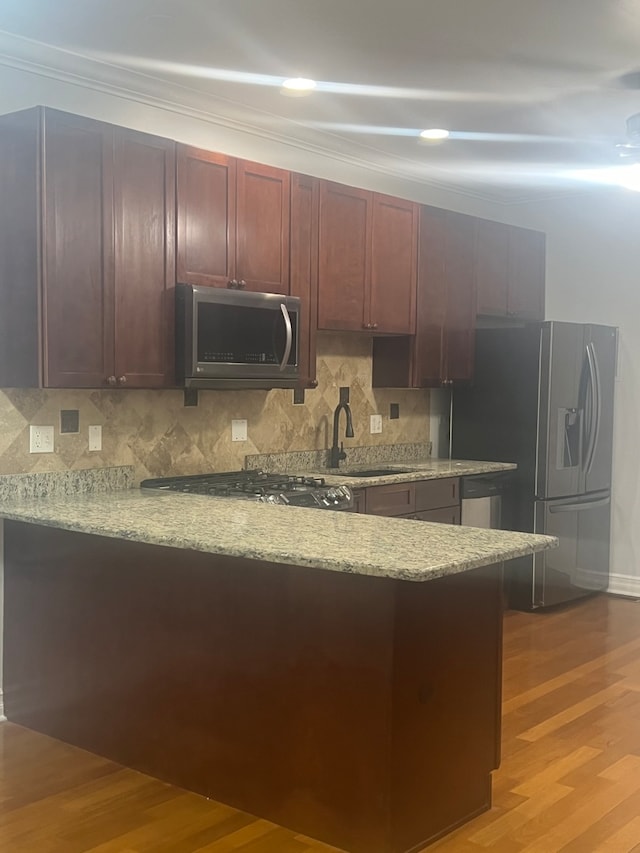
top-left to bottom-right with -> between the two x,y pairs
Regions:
341,467 -> 415,478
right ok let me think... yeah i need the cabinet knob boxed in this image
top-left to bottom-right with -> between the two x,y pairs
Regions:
363,322 -> 372,330
117,376 -> 127,385
309,379 -> 319,388
227,280 -> 238,289
372,322 -> 378,330
106,375 -> 117,386
238,280 -> 246,289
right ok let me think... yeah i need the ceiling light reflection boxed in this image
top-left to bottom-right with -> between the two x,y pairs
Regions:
282,77 -> 316,91
302,122 -> 578,145
420,128 -> 450,140
569,164 -> 640,191
83,51 -> 550,104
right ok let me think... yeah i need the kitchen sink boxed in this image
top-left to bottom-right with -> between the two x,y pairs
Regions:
341,467 -> 415,478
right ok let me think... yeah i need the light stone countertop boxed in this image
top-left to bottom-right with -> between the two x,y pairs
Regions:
304,459 -> 517,487
0,487 -> 556,583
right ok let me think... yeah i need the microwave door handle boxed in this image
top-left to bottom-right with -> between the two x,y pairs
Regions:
279,303 -> 293,372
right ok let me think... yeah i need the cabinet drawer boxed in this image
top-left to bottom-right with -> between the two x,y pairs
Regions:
409,506 -> 461,525
366,483 -> 415,516
414,477 -> 459,512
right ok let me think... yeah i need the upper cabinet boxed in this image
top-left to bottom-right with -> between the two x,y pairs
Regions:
372,207 -> 476,389
317,182 -> 417,334
176,145 -> 290,294
290,173 -> 319,389
475,220 -> 545,321
413,207 -> 476,388
0,107 -> 175,389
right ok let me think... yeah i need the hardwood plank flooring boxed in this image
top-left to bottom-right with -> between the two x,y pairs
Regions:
1,594 -> 640,852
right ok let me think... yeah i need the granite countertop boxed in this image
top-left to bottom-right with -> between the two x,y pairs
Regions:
306,459 -> 517,487
0,487 -> 556,583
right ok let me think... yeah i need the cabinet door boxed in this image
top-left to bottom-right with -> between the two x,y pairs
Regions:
318,182 -> 371,331
370,195 -> 417,333
507,227 -> 545,320
236,160 -> 290,294
365,483 -> 415,517
42,111 -> 114,388
475,219 -> 509,317
0,108 -> 41,387
413,206 -> 447,386
350,490 -> 367,514
176,145 -> 236,288
290,173 -> 318,388
414,477 -> 459,512
444,212 -> 476,384
113,129 -> 176,388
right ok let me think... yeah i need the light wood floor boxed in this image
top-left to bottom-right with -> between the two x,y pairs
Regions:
1,594 -> 640,852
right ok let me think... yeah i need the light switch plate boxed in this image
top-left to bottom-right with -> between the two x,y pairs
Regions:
370,414 -> 383,434
88,425 -> 102,452
29,425 -> 54,453
231,419 -> 248,442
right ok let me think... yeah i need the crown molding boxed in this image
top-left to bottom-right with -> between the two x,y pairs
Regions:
0,29 -> 581,208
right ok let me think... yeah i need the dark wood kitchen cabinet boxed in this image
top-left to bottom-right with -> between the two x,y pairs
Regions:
351,477 -> 460,524
372,206 -> 476,389
177,145 -> 290,294
317,181 -> 417,334
475,219 -> 545,320
289,173 -> 318,388
0,107 -> 175,389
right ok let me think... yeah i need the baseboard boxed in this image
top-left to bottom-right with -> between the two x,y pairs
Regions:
607,572 -> 640,599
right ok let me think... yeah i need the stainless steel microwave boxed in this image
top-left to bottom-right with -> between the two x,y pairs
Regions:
175,283 -> 301,389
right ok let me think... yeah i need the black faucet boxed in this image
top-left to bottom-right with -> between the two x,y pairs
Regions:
329,397 -> 355,468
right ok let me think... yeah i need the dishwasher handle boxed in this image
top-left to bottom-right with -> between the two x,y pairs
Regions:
461,475 -> 509,499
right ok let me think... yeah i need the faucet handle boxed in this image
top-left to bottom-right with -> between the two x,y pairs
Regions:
339,441 -> 347,461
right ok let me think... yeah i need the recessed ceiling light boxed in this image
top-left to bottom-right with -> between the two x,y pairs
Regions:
419,128 -> 450,141
282,77 -> 317,92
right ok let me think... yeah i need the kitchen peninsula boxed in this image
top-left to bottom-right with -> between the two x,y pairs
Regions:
1,481 -> 556,853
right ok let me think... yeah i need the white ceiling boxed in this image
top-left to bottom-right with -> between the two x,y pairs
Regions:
1,0 -> 640,198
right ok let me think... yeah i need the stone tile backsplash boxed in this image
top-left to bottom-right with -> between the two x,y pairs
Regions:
0,333 -> 430,483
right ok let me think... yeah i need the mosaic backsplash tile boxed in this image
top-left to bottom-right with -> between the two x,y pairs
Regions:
0,333 -> 430,484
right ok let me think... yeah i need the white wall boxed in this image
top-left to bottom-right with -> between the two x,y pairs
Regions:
503,190 -> 640,595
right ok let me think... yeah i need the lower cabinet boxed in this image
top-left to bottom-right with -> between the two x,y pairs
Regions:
351,477 -> 460,524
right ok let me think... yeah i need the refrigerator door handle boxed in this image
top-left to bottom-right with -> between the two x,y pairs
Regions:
548,494 -> 610,514
585,342 -> 601,475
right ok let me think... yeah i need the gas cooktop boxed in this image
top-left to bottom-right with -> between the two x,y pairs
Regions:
140,469 -> 353,510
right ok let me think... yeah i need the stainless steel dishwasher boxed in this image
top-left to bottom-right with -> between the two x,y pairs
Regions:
460,474 -> 508,529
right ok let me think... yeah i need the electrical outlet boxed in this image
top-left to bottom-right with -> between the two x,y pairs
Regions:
370,414 -> 383,434
88,425 -> 102,451
29,425 -> 54,453
231,419 -> 248,442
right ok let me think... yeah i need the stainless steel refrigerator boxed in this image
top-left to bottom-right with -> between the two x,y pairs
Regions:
452,321 -> 618,610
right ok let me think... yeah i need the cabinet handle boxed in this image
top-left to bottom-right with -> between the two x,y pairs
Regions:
117,376 -> 127,385
106,375 -> 117,386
